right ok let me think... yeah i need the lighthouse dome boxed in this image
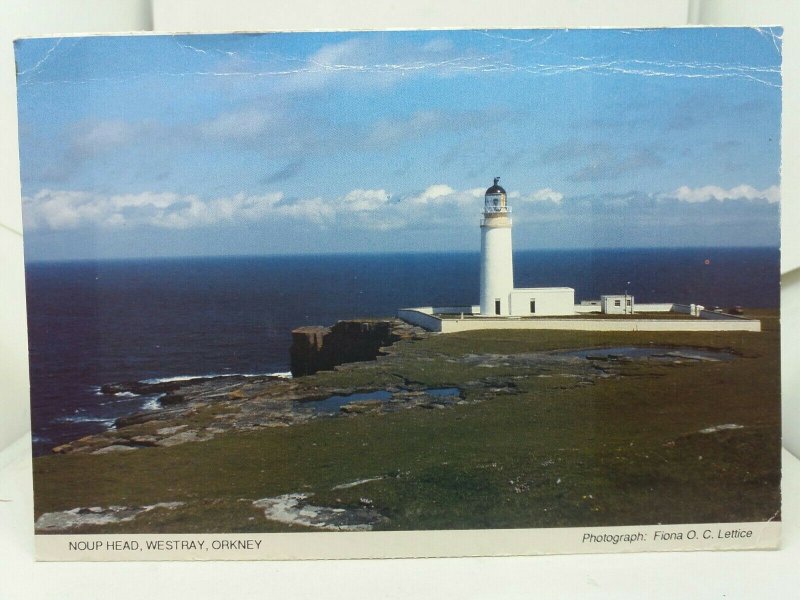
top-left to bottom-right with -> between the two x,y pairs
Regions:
484,177 -> 509,213
485,177 -> 506,196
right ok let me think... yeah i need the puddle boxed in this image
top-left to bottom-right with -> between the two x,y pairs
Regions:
557,346 -> 735,362
295,387 -> 460,415
424,387 -> 461,397
294,390 -> 391,414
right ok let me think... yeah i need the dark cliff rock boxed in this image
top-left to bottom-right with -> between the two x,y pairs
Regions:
290,326 -> 330,377
159,393 -> 186,406
290,319 -> 425,377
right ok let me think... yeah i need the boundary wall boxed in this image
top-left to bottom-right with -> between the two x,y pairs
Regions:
397,306 -> 762,333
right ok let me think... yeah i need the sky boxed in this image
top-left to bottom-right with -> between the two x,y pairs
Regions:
15,28 -> 782,261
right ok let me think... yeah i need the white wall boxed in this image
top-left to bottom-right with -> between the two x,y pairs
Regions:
430,306 -> 478,315
509,288 -> 576,316
480,223 -> 514,316
635,303 -> 675,312
575,305 -> 602,313
396,308 -> 443,331
438,317 -> 761,334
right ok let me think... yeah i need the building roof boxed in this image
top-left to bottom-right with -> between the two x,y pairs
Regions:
512,287 -> 575,293
485,176 -> 506,195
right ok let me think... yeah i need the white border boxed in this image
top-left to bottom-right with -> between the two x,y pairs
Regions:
35,522 -> 780,562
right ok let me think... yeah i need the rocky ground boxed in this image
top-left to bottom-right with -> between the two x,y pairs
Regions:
50,323 -> 729,457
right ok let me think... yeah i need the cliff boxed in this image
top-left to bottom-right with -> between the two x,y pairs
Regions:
289,319 -> 425,377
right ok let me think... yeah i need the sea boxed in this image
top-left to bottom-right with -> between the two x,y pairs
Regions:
25,247 -> 779,456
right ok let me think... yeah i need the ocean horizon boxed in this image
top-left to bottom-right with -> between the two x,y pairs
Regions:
24,244 -> 780,265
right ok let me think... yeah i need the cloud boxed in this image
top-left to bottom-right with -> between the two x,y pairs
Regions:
197,109 -> 278,141
667,184 -> 780,203
22,184 -> 484,233
267,35 -> 471,94
25,183 -> 777,235
34,105 -> 315,186
369,185 -> 486,230
202,31 -> 780,91
23,189 -> 284,231
23,188 -> 392,231
33,119 -> 157,183
337,185 -> 479,230
421,38 -> 455,53
522,188 -> 564,204
34,89 -> 509,188
406,184 -> 456,204
273,196 -> 334,226
69,120 -> 148,157
342,188 -> 391,211
281,39 -> 367,93
22,183 -> 779,248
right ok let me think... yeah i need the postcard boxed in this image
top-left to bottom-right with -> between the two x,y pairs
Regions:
15,27 -> 782,560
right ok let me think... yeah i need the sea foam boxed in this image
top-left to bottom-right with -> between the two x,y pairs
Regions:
141,371 -> 292,384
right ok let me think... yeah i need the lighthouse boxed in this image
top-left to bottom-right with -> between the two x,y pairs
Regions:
480,177 -> 515,316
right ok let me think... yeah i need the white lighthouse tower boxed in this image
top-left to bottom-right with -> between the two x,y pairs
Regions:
480,177 -> 515,316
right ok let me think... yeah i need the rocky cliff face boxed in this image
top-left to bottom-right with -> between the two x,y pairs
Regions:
290,319 -> 425,377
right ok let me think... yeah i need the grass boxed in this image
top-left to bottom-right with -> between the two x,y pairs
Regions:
32,310 -> 781,532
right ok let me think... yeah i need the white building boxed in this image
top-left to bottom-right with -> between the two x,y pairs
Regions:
600,294 -> 635,315
479,178 -> 575,316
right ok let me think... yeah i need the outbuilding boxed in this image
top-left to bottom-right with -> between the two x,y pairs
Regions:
600,294 -> 634,315
509,287 -> 575,316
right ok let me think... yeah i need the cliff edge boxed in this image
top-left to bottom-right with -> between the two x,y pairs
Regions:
290,319 -> 426,377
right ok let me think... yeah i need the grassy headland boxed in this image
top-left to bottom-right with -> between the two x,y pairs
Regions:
33,310 -> 780,532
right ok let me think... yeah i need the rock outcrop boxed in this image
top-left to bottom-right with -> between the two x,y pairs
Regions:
252,493 -> 384,531
35,502 -> 184,532
49,342 -> 722,456
289,319 -> 426,377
